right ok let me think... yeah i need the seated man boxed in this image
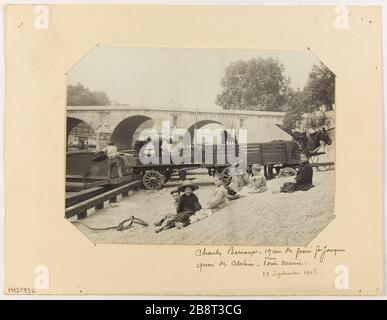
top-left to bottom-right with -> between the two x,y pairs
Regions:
161,138 -> 173,160
190,174 -> 229,223
279,155 -> 314,193
237,163 -> 267,197
171,135 -> 184,159
144,137 -> 156,157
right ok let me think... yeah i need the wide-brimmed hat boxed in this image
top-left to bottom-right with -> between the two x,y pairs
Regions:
177,181 -> 199,192
230,160 -> 247,176
251,163 -> 263,171
232,160 -> 243,168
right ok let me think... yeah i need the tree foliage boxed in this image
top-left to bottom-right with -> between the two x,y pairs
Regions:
215,58 -> 291,111
282,62 -> 335,133
67,83 -> 111,106
302,63 -> 335,112
216,58 -> 335,133
281,88 -> 308,134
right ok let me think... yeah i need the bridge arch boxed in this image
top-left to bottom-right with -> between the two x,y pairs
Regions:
186,120 -> 237,145
66,117 -> 96,150
67,117 -> 85,136
111,115 -> 155,150
185,120 -> 223,144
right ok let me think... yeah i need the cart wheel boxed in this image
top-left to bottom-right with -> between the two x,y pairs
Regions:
278,167 -> 298,178
221,167 -> 232,186
142,170 -> 164,190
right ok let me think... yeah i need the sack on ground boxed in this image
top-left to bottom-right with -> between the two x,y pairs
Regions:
280,182 -> 296,193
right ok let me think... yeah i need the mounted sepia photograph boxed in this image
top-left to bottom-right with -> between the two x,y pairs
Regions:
4,4 -> 384,297
65,47 -> 336,246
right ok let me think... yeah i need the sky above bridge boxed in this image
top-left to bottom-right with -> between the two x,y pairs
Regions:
67,47 -> 321,110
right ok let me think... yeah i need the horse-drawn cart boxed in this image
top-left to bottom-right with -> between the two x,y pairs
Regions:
128,140 -> 302,189
67,132 -> 334,191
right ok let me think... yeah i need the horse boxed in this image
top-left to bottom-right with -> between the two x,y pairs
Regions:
292,128 -> 333,170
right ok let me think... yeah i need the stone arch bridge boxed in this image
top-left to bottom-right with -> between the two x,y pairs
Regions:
67,106 -> 288,150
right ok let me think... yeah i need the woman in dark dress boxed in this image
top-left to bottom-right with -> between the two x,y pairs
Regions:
294,155 -> 314,191
280,154 -> 314,193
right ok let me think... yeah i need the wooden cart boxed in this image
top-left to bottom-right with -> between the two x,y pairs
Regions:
66,140 -> 302,191
130,140 -> 302,189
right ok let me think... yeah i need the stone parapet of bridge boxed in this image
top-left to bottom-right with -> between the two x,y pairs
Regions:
67,106 -> 287,150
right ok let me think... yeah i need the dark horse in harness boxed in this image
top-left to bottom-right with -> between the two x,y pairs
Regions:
264,127 -> 333,180
292,128 -> 333,158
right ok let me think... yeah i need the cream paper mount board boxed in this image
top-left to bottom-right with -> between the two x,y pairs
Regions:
4,5 -> 383,295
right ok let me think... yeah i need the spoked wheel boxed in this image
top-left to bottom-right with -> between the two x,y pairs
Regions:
278,167 -> 298,178
221,167 -> 232,186
142,170 -> 164,190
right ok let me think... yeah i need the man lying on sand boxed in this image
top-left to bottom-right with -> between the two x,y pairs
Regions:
154,189 -> 180,233
190,174 -> 229,224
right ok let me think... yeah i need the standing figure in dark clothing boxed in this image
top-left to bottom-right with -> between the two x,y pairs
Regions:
279,154 -> 314,193
174,181 -> 202,228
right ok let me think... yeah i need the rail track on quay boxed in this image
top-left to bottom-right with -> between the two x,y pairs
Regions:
65,169 -> 204,220
65,176 -> 142,220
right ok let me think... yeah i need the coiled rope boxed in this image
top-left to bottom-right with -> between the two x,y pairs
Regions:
72,216 -> 149,232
